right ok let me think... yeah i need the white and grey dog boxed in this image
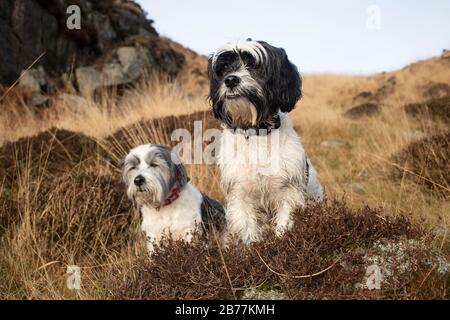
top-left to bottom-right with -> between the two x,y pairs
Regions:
121,144 -> 225,254
208,39 -> 324,243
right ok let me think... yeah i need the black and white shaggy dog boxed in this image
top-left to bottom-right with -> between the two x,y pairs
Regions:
121,144 -> 225,254
208,39 -> 323,243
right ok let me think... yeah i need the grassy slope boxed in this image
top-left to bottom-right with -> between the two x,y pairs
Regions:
0,50 -> 449,299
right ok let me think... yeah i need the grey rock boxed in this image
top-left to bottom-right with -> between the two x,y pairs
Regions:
18,67 -> 47,92
241,288 -> 288,300
117,47 -> 138,71
109,6 -> 157,38
29,92 -> 49,107
18,72 -> 40,92
76,67 -> 103,96
60,73 -> 77,94
138,27 -> 156,37
45,78 -> 57,95
434,256 -> 450,275
88,12 -> 117,50
0,0 -> 159,85
117,46 -> 152,81
75,62 -> 127,96
355,239 -> 449,290
76,46 -> 154,96
102,62 -> 126,86
0,0 -> 79,84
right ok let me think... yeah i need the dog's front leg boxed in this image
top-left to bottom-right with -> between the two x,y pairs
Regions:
225,195 -> 261,244
274,187 -> 306,236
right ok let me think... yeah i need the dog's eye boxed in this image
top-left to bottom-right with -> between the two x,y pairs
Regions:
215,51 -> 238,77
150,163 -> 158,168
241,52 -> 256,68
216,63 -> 229,77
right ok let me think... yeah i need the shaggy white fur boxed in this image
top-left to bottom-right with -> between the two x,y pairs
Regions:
122,144 -> 225,254
140,182 -> 204,253
218,112 -> 323,243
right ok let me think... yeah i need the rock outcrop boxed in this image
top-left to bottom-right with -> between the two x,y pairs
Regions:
0,0 -> 186,100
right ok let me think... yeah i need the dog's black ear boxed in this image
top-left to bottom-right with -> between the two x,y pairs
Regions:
259,41 -> 302,113
276,48 -> 302,113
207,55 -> 214,81
207,55 -> 223,120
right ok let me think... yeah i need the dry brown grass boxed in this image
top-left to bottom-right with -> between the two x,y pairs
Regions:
0,53 -> 449,299
291,98 -> 449,228
0,76 -> 210,145
0,132 -> 135,299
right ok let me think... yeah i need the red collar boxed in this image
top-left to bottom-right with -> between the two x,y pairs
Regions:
156,185 -> 181,210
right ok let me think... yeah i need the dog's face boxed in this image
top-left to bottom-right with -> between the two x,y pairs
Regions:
121,144 -> 187,207
208,39 -> 302,129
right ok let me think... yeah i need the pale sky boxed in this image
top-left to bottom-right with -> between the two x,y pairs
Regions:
137,0 -> 450,74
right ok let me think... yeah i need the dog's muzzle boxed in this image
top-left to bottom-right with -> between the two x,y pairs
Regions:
134,175 -> 146,190
224,75 -> 241,89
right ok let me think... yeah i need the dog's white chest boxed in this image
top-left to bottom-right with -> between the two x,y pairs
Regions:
218,114 -> 305,193
140,184 -> 203,244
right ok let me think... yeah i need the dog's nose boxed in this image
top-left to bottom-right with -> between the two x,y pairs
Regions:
134,175 -> 146,187
224,75 -> 241,88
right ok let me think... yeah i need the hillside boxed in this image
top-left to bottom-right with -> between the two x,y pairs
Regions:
0,1 -> 448,300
